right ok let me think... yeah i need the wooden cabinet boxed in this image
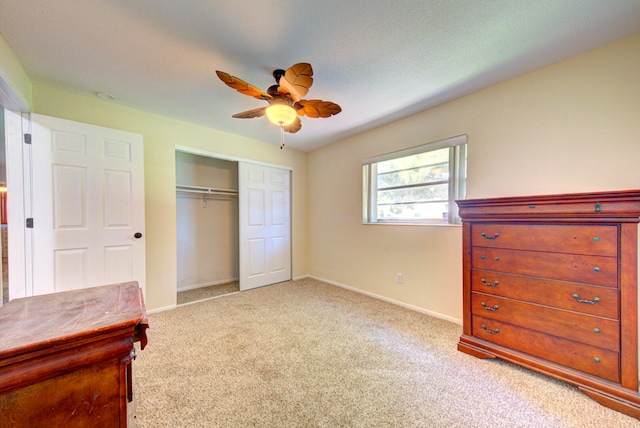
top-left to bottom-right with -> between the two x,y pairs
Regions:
0,282 -> 148,427
457,190 -> 640,418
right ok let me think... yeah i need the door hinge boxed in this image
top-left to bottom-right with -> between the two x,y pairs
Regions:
26,218 -> 34,228
24,133 -> 32,144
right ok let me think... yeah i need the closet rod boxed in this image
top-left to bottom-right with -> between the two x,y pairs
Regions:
176,184 -> 238,196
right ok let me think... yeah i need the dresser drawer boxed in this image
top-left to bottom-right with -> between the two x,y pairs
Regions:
471,270 -> 618,318
471,293 -> 619,351
472,315 -> 619,382
471,247 -> 618,286
471,223 -> 617,256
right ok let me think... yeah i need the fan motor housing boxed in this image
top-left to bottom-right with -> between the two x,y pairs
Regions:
267,85 -> 280,96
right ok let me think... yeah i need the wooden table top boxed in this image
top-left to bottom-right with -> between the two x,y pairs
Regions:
0,282 -> 147,361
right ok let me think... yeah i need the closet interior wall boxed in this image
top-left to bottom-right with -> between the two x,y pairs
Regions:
175,151 -> 239,292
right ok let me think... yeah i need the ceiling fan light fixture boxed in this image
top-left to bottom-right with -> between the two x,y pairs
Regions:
216,63 -> 340,139
266,103 -> 297,126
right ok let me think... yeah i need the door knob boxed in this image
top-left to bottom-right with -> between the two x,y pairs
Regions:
134,232 -> 143,239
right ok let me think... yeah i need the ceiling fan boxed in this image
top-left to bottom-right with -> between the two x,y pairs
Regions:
215,63 -> 341,144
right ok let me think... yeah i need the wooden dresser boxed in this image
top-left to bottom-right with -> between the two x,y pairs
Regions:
0,282 -> 148,427
456,190 -> 640,418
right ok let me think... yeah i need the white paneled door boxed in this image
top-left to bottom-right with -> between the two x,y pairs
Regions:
30,114 -> 145,296
238,162 -> 291,291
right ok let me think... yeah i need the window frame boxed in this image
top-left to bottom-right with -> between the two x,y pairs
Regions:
362,134 -> 467,225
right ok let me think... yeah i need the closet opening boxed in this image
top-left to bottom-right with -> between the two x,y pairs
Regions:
176,151 -> 240,305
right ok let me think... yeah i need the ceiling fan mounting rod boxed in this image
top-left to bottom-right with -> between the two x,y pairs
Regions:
273,69 -> 286,83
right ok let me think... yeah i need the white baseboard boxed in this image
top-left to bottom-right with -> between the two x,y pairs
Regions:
305,275 -> 462,325
147,304 -> 177,314
177,277 -> 239,292
154,275 -> 462,324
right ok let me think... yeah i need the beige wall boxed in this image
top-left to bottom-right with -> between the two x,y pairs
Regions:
307,34 -> 640,323
31,85 -> 308,311
3,32 -> 639,320
0,34 -> 32,111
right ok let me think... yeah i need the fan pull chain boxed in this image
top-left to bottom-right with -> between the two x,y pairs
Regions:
280,124 -> 285,149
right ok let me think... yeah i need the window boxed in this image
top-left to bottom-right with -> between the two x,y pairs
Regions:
362,135 -> 467,225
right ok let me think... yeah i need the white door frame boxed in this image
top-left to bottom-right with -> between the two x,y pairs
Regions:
175,146 -> 293,172
1,71 -> 32,302
5,112 -> 147,299
4,110 -> 32,299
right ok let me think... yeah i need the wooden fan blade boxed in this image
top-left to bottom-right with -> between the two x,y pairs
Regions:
296,100 -> 342,118
232,107 -> 267,118
216,70 -> 272,101
278,63 -> 313,102
284,116 -> 302,133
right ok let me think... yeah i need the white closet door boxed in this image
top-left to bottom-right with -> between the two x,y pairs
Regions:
30,114 -> 146,296
238,162 -> 291,291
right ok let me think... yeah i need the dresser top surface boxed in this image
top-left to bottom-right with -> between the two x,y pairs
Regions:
457,189 -> 640,221
0,282 -> 146,359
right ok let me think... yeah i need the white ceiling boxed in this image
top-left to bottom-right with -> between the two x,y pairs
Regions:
1,1 -> 639,152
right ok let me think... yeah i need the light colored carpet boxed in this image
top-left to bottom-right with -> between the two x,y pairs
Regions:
133,278 -> 639,427
177,281 -> 239,305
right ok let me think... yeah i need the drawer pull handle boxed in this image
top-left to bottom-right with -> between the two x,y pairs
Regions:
480,233 -> 499,240
481,279 -> 499,287
480,278 -> 500,287
594,328 -> 601,333
528,205 -> 536,209
481,255 -> 486,260
481,324 -> 500,335
595,202 -> 601,212
572,293 -> 600,305
593,237 -> 600,242
594,357 -> 601,363
494,257 -> 500,261
481,302 -> 499,311
593,267 -> 600,272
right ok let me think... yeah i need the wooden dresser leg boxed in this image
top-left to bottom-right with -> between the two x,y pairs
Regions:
579,386 -> 640,420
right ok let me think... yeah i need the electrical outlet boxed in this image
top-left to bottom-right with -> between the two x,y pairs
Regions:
396,273 -> 403,284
